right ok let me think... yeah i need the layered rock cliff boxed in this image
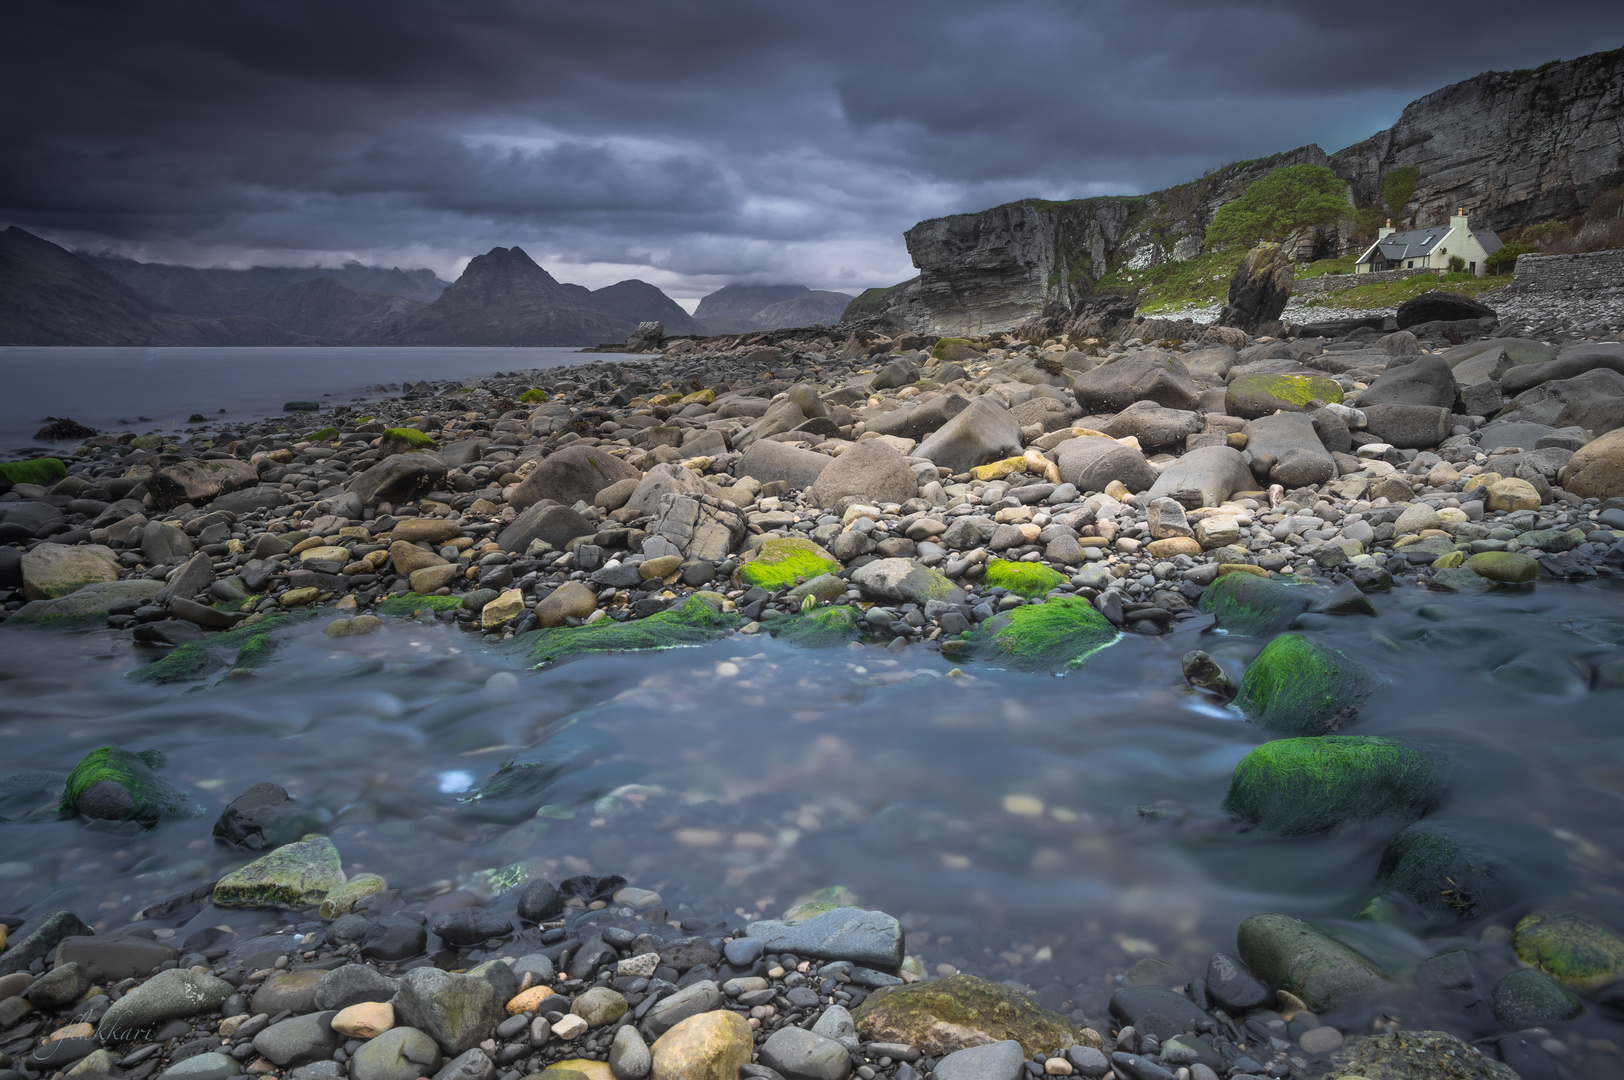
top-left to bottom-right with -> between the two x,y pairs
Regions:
862,46 -> 1624,335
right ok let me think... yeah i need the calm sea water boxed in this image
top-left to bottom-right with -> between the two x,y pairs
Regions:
0,346 -> 621,454
3,579 -> 1624,1046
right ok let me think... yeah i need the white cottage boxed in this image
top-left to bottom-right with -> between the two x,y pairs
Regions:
1355,210 -> 1503,277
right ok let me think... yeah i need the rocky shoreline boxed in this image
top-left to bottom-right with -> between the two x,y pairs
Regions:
5,297 -> 1624,1078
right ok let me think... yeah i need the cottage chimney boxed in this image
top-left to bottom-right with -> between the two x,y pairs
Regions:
1451,207 -> 1469,231
1378,218 -> 1395,240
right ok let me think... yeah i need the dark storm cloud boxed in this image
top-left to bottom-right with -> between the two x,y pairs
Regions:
3,1 -> 1620,295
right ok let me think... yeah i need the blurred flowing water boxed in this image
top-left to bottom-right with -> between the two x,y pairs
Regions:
3,579 -> 1624,1045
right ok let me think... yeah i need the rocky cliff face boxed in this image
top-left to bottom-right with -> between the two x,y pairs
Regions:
1331,46 -> 1624,233
868,47 -> 1624,335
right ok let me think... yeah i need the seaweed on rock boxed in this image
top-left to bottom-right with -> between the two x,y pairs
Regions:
770,605 -> 863,648
377,592 -> 463,617
59,747 -> 202,826
736,537 -> 839,591
982,558 -> 1066,599
1198,571 -> 1313,636
1224,735 -> 1447,836
514,595 -> 737,667
127,609 -> 318,684
962,596 -> 1119,673
1235,632 -> 1380,735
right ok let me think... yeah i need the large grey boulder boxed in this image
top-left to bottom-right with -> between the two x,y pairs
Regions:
497,503 -> 594,554
509,444 -> 639,512
149,458 -> 259,511
1244,412 -> 1335,488
1218,242 -> 1294,334
98,968 -> 235,1042
744,906 -> 905,969
391,967 -> 506,1055
140,519 -> 195,563
759,1028 -> 852,1080
1073,353 -> 1200,413
348,454 -> 448,508
350,1026 -> 442,1080
737,440 -> 832,490
1146,445 -> 1253,507
739,400 -> 807,447
1498,367 -> 1624,435
1501,343 -> 1624,395
809,440 -> 917,507
1395,290 -> 1495,329
1099,401 -> 1201,450
1108,986 -> 1214,1042
643,494 -> 745,562
1236,913 -> 1393,1011
1055,436 -> 1156,494
252,1012 -> 342,1067
915,396 -> 1022,473
1359,404 -> 1453,450
932,1041 -> 1025,1080
623,462 -> 708,517
850,559 -> 966,607
1358,355 -> 1458,409
643,981 -> 722,1036
863,393 -> 970,440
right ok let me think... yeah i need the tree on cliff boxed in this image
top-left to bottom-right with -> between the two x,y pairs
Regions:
1204,165 -> 1352,251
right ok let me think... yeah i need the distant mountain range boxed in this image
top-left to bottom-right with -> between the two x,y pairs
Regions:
0,227 -> 857,346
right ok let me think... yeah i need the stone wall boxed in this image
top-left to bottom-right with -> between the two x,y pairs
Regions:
1290,268 -> 1431,298
1510,249 -> 1624,293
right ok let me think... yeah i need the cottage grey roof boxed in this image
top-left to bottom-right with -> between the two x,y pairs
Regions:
1368,227 -> 1447,262
1471,227 -> 1504,255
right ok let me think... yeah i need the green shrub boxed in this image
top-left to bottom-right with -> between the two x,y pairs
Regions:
1447,255 -> 1466,273
1485,242 -> 1535,274
1205,165 -> 1352,250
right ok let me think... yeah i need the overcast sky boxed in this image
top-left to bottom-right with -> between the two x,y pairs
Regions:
4,3 -> 1620,305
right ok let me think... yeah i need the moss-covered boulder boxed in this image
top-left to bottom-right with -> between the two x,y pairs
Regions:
1428,566 -> 1494,593
381,427 -> 438,453
1226,373 -> 1344,419
1236,914 -> 1395,1011
960,595 -> 1119,673
377,592 -> 462,617
213,836 -> 346,908
787,573 -> 849,605
736,537 -> 839,591
519,388 -> 549,404
6,579 -> 164,629
0,457 -> 67,486
1370,822 -> 1513,924
1513,912 -> 1624,991
1235,633 -> 1379,736
771,605 -> 863,648
1325,1029 -> 1518,1080
59,747 -> 202,826
931,337 -> 977,363
1465,551 -> 1538,584
850,974 -> 1097,1058
1223,736 -> 1446,835
982,559 -> 1066,598
127,610 -> 316,683
516,596 -> 737,666
1198,572 -> 1312,636
20,544 -> 119,602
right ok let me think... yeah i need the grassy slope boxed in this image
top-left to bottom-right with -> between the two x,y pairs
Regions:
1301,272 -> 1506,309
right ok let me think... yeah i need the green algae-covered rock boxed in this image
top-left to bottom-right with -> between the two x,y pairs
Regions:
1465,551 -> 1538,584
381,427 -> 438,451
1236,913 -> 1395,1011
982,558 -> 1066,598
59,747 -> 202,826
1225,373 -> 1344,419
1493,968 -> 1584,1029
1223,736 -> 1446,835
850,973 -> 1095,1058
1198,572 -> 1312,636
1513,911 -> 1624,991
377,592 -> 463,617
1326,1029 -> 1518,1080
213,835 -> 345,908
1518,527 -> 1586,553
1235,632 -> 1379,736
0,457 -> 67,486
516,595 -> 737,667
127,610 -> 316,684
737,537 -> 839,591
1370,822 -> 1516,923
931,337 -> 976,362
962,595 -> 1119,673
787,572 -> 849,605
6,579 -> 164,629
771,605 -> 862,648
319,874 -> 387,919
519,388 -> 549,404
306,427 -> 340,442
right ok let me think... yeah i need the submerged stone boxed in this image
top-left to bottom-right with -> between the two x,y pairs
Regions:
770,604 -> 863,648
981,558 -> 1065,598
515,595 -> 736,666
736,537 -> 839,591
1236,913 -> 1394,1011
1326,1029 -> 1517,1080
213,782 -> 328,851
376,592 -> 463,617
1223,736 -> 1446,836
59,747 -> 202,826
1493,969 -> 1583,1029
1234,633 -> 1380,736
745,906 -> 903,969
1465,551 -> 1539,584
1513,911 -> 1624,991
1370,822 -> 1515,924
127,610 -> 316,683
962,595 -> 1119,673
1198,572 -> 1312,636
213,836 -> 345,908
850,973 -> 1094,1058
